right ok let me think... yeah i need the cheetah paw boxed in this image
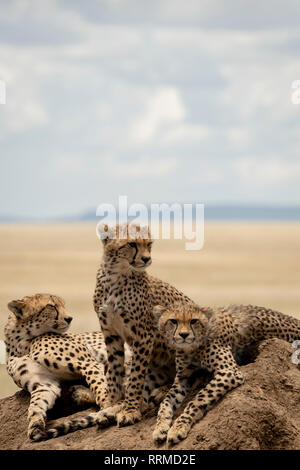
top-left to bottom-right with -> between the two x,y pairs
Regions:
117,409 -> 142,427
96,404 -> 122,428
152,423 -> 170,445
167,422 -> 191,446
69,385 -> 95,406
28,417 -> 47,441
28,427 -> 48,442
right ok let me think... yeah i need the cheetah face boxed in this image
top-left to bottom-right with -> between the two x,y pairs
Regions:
124,239 -> 152,272
101,224 -> 153,272
8,294 -> 73,337
154,303 -> 211,352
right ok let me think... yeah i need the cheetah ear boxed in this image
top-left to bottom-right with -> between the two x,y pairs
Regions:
8,300 -> 26,319
96,223 -> 115,245
101,228 -> 110,245
153,305 -> 167,322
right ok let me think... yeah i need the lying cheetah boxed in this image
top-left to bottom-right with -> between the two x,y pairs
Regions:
152,302 -> 300,445
5,293 -> 109,441
93,224 -> 196,428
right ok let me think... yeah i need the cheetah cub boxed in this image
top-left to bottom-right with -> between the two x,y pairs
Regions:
93,223 -> 195,429
152,302 -> 300,445
5,293 -> 108,441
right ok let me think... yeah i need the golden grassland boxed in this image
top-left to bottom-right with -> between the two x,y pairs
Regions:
1,222 -> 300,398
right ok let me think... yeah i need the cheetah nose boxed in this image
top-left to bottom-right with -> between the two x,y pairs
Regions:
179,332 -> 189,339
65,316 -> 73,324
142,256 -> 151,264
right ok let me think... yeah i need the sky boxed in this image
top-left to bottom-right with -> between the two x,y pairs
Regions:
0,0 -> 300,219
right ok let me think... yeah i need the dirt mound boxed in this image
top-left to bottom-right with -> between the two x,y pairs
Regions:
1,338 -> 300,450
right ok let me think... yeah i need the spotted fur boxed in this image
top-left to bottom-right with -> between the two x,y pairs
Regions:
93,224 -> 196,428
4,293 -> 108,441
152,302 -> 300,445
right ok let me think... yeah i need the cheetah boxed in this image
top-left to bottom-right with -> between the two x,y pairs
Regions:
92,223 -> 197,428
4,293 -> 110,441
152,302 -> 300,445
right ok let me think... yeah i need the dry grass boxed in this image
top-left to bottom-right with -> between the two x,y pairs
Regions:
1,222 -> 300,398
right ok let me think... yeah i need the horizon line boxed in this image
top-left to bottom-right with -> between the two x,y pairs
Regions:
1,204 -> 300,223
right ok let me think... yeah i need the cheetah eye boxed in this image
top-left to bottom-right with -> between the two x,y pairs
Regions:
169,319 -> 178,325
190,319 -> 198,325
128,242 -> 137,248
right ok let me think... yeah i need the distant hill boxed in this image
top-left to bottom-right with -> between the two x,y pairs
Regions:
203,205 -> 300,221
78,205 -> 300,222
1,205 -> 300,223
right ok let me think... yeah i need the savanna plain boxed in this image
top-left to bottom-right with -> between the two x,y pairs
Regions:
1,222 -> 300,398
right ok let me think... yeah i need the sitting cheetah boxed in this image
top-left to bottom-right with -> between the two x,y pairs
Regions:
93,223 -> 196,428
4,293 -> 109,441
152,302 -> 300,445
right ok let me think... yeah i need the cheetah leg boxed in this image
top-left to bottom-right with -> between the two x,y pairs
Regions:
100,331 -> 125,409
116,335 -> 154,427
152,375 -> 191,444
97,335 -> 154,428
142,366 -> 171,412
79,360 -> 108,408
95,332 -> 126,428
152,352 -> 194,444
7,356 -> 61,441
28,380 -> 61,441
167,366 -> 244,445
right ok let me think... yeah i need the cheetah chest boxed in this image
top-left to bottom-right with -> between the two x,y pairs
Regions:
99,275 -> 150,343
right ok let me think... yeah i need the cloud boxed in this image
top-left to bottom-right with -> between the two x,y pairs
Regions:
0,0 -> 85,45
51,153 -> 179,180
108,155 -> 179,179
129,87 -> 186,144
1,1 -> 300,218
2,87 -> 48,133
162,123 -> 212,146
60,0 -> 300,30
234,157 -> 300,185
225,127 -> 250,149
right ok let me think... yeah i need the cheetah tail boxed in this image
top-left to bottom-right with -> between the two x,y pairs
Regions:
37,413 -> 98,441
